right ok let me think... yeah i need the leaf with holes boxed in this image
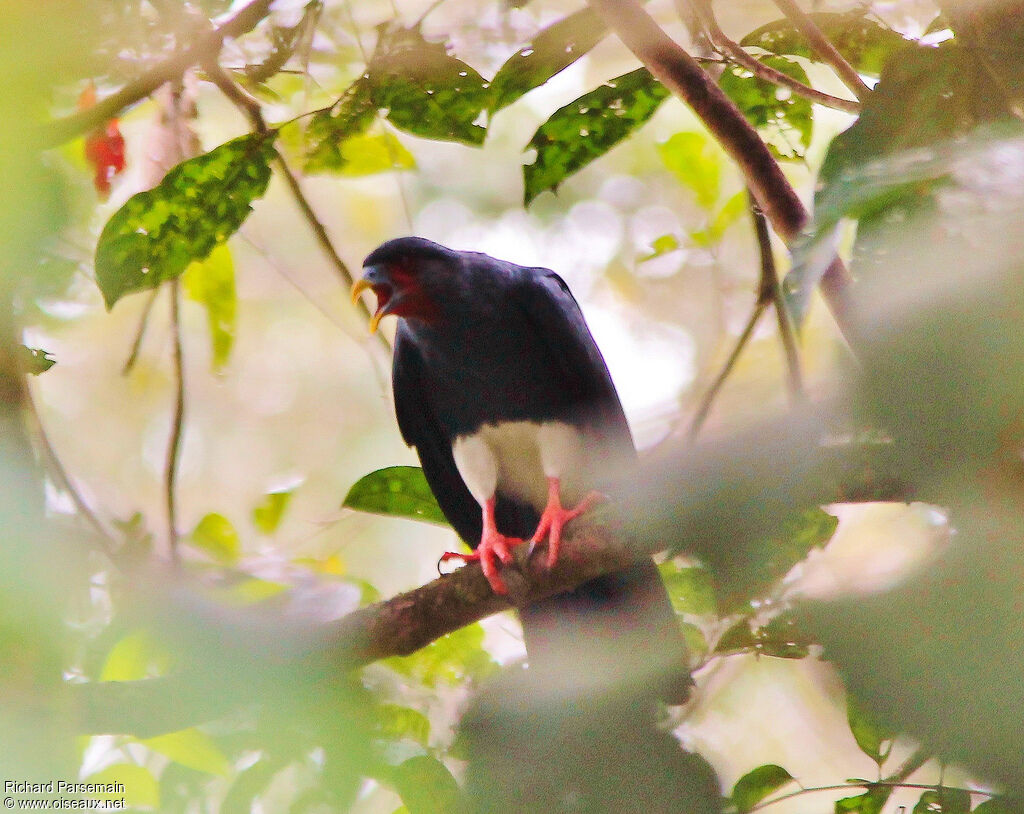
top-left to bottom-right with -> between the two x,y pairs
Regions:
95,133 -> 276,309
343,466 -> 449,526
741,12 -> 910,76
369,25 -> 491,145
719,56 -> 812,159
490,7 -> 608,112
524,68 -> 669,205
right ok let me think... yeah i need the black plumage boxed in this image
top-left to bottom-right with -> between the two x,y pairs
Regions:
357,236 -> 690,701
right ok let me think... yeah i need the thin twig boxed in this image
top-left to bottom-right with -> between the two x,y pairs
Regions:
693,0 -> 861,113
165,281 -> 185,560
688,298 -> 769,439
41,0 -> 275,147
122,286 -> 161,375
749,192 -> 803,401
21,382 -> 121,561
748,781 -> 994,812
770,0 -> 871,101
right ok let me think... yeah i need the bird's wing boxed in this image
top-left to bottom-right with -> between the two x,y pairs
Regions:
511,268 -> 635,455
392,324 -> 483,545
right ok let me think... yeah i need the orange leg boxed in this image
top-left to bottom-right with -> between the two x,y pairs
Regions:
529,477 -> 604,568
439,496 -> 524,594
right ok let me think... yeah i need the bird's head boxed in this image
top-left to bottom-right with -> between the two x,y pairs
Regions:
351,237 -> 459,333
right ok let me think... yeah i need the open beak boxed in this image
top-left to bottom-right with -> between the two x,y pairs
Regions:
350,266 -> 391,333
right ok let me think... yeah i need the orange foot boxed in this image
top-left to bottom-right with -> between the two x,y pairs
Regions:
439,496 -> 524,594
529,477 -> 605,568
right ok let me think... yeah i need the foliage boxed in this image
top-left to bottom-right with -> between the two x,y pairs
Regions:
344,466 -> 449,527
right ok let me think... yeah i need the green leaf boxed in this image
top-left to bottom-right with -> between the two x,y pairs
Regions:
369,25 -> 491,145
741,12 -> 910,76
657,131 -> 722,209
18,345 -> 56,374
691,190 -> 748,248
95,133 -> 276,308
718,507 -> 838,612
83,764 -> 159,809
183,242 -> 236,372
719,56 -> 812,160
343,466 -> 449,526
190,512 -> 241,564
100,629 -> 171,681
489,7 -> 608,112
755,614 -> 813,659
384,623 -> 497,687
303,82 -> 380,173
224,576 -> 289,604
658,563 -> 718,616
252,489 -> 294,534
835,786 -> 892,814
847,697 -> 894,766
377,703 -> 431,746
388,755 -> 460,814
731,764 -> 794,813
913,789 -> 971,813
141,728 -> 232,776
524,68 -> 670,205
335,131 -> 416,176
973,799 -> 1016,813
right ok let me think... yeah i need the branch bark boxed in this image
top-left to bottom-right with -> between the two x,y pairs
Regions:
68,415 -> 916,736
40,0 -> 274,147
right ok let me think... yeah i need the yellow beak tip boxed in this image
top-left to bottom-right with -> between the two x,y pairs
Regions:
350,278 -> 372,306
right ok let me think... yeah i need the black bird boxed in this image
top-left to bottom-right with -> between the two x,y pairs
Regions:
352,236 -> 689,700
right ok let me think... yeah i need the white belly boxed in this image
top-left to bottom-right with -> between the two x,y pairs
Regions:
451,420 -> 588,510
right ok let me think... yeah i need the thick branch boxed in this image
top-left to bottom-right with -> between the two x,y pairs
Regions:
41,0 -> 274,147
68,419 -> 915,736
587,0 -> 855,337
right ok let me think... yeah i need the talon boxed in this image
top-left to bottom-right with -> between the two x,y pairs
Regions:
530,477 -> 604,569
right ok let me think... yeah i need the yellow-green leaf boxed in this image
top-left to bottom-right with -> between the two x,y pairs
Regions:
100,630 -> 171,682
183,243 -> 236,372
84,763 -> 159,808
252,489 -> 295,534
141,728 -> 231,776
190,512 -> 241,564
657,131 -> 722,209
344,466 -> 449,526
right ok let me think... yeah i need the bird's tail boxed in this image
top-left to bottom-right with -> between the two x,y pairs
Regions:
517,558 -> 693,704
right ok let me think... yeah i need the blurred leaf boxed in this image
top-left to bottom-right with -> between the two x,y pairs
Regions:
303,83 -> 379,173
717,618 -> 758,653
112,512 -> 154,566
190,513 -> 241,564
18,345 -> 55,374
658,562 -> 718,615
369,25 -> 491,145
691,190 -> 748,248
221,758 -> 284,814
141,728 -> 231,777
639,233 -> 681,262
385,623 -> 497,687
731,764 -> 794,813
973,799 -> 1016,813
679,621 -> 708,660
95,133 -> 276,308
719,56 -> 812,160
489,8 -> 608,112
253,489 -> 295,534
913,789 -> 971,813
741,12 -> 909,75
377,703 -> 431,746
84,763 -> 159,808
835,786 -> 891,814
388,755 -> 460,814
847,697 -> 893,766
344,466 -> 449,526
294,553 -> 345,576
717,507 -> 838,612
335,131 -> 416,176
524,68 -> 669,205
183,243 -> 236,372
756,614 -> 813,659
100,629 -> 171,682
657,131 -> 721,209
224,577 -> 289,604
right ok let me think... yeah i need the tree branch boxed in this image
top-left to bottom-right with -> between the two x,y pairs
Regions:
770,0 -> 871,102
165,280 -> 185,560
587,0 -> 855,339
68,415 -> 916,736
41,0 -> 275,147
